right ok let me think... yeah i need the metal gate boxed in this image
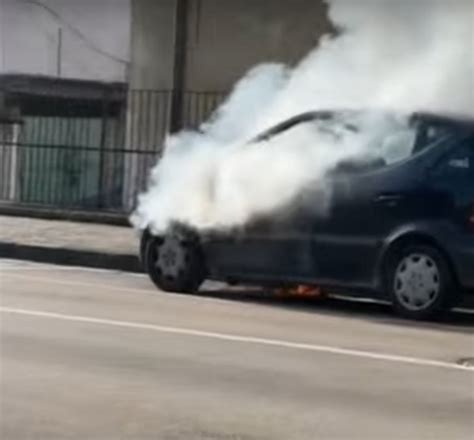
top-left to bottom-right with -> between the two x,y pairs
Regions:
0,90 -> 225,213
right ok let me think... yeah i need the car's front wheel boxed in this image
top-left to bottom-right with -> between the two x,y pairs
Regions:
143,228 -> 205,294
386,245 -> 456,320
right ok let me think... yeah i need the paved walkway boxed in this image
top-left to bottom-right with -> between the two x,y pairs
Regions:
0,216 -> 140,271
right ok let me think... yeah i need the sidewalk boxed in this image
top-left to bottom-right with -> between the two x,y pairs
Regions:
0,216 -> 141,272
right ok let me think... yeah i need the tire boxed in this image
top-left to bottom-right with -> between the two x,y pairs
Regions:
143,227 -> 206,294
385,244 -> 456,320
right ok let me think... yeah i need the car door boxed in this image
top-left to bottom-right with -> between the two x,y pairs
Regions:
306,122 -> 453,286
309,153 -> 432,286
207,149 -> 412,285
309,168 -> 387,285
425,135 -> 474,230
209,203 -> 315,281
203,116 -> 330,281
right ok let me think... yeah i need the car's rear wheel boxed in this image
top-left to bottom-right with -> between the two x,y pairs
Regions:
143,228 -> 205,293
385,245 -> 456,320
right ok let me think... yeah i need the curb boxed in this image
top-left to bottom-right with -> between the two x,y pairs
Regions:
0,204 -> 130,226
0,242 -> 142,273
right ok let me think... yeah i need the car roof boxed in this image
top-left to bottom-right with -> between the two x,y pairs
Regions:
251,109 -> 474,144
411,111 -> 474,130
270,109 -> 474,128
299,110 -> 474,125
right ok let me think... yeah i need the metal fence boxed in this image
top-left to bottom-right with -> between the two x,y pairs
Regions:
0,90 -> 226,213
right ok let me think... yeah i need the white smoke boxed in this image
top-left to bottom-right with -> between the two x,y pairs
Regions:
131,0 -> 474,233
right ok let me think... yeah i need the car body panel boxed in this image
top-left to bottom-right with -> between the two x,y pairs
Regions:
142,111 -> 474,301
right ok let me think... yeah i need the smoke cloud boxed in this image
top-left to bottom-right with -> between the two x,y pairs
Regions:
131,0 -> 474,234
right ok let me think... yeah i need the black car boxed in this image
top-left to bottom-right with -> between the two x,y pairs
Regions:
140,110 -> 474,319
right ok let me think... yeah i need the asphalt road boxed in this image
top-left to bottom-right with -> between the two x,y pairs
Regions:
1,260 -> 473,440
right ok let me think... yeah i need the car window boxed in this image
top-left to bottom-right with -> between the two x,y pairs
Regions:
430,137 -> 474,180
373,122 -> 464,168
252,112 -> 472,179
378,127 -> 417,164
414,122 -> 457,155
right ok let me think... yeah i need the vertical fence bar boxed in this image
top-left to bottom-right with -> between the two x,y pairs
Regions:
51,113 -> 63,205
9,123 -> 20,201
97,92 -> 107,208
77,118 -> 85,208
152,91 -> 159,152
0,126 -> 5,200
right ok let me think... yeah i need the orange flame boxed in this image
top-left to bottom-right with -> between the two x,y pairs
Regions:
274,285 -> 325,298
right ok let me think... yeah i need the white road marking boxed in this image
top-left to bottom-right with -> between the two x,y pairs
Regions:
1,306 -> 472,372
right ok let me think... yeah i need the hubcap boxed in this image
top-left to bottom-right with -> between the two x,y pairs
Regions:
393,253 -> 441,311
154,235 -> 186,279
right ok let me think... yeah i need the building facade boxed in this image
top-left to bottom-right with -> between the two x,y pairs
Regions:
0,0 -> 130,81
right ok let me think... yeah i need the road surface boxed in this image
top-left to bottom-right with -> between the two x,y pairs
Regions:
1,260 -> 473,439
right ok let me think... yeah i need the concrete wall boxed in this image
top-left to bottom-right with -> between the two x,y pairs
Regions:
129,0 -> 330,92
185,0 -> 331,92
128,0 -> 177,90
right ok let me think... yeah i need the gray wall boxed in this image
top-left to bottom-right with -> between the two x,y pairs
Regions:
185,0 -> 331,91
129,0 -> 177,90
129,0 -> 331,92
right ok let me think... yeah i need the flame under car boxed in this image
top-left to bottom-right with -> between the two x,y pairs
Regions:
140,110 -> 474,320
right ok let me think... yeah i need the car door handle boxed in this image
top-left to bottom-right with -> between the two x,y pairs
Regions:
373,194 -> 404,206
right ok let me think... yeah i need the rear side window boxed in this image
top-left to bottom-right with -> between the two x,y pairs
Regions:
430,137 -> 474,181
